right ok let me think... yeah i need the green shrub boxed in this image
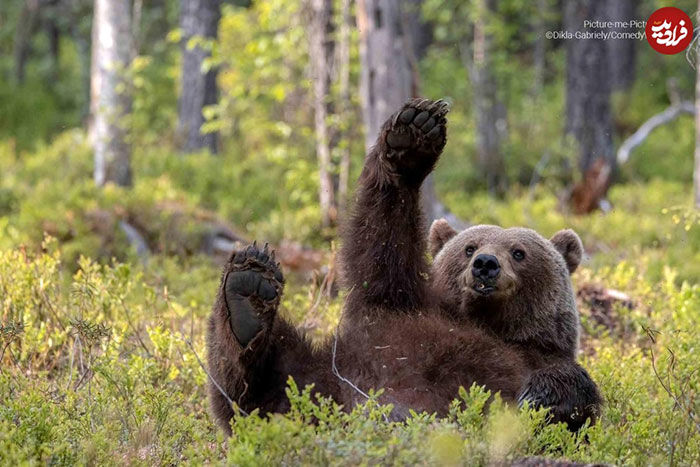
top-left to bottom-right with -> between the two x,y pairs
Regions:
1,229 -> 699,465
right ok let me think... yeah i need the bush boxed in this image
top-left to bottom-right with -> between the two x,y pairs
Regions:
1,228 -> 699,464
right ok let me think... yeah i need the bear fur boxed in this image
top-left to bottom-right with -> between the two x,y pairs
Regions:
428,222 -> 600,428
206,98 -> 601,435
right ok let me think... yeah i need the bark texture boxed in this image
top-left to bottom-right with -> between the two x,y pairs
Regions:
357,0 -> 454,224
606,0 -> 637,91
337,0 -> 352,214
470,0 -> 506,194
357,0 -> 415,149
309,0 -> 337,227
177,0 -> 221,154
90,0 -> 133,187
564,0 -> 614,175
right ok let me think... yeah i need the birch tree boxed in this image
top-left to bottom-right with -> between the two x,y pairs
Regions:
89,0 -> 133,187
337,0 -> 352,214
309,0 -> 337,227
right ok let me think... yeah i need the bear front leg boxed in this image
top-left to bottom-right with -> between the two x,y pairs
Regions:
340,98 -> 449,315
206,243 -> 290,434
517,362 -> 602,432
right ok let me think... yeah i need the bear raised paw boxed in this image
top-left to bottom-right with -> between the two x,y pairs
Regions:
375,98 -> 449,187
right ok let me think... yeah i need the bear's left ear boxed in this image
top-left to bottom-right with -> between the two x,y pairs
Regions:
550,229 -> 583,273
429,219 -> 458,257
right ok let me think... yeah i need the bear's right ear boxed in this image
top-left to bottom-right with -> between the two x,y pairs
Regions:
550,229 -> 583,273
429,219 -> 457,257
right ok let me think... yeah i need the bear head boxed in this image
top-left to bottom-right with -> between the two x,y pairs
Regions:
428,219 -> 583,359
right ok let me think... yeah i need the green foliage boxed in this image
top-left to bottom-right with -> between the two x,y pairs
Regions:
0,127 -> 330,266
127,53 -> 179,147
621,114 -> 695,184
2,0 -> 700,464
2,202 -> 700,464
441,179 -> 700,284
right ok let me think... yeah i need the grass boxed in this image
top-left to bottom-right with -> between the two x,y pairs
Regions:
1,133 -> 699,465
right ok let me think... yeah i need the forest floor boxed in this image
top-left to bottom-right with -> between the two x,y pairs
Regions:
1,134 -> 700,465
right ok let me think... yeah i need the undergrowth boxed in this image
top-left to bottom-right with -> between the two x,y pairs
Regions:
1,133 -> 699,465
1,230 -> 699,464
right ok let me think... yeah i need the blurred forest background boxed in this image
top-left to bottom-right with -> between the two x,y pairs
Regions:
2,0 -> 700,465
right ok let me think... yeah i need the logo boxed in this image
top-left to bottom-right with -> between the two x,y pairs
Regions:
646,7 -> 693,55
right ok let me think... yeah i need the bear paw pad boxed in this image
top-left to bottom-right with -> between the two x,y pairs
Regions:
223,242 -> 284,347
385,98 -> 449,153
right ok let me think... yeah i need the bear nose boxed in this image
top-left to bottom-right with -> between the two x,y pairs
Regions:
472,254 -> 500,279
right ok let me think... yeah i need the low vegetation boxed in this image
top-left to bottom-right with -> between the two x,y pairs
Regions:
1,133 -> 699,465
2,0 -> 700,463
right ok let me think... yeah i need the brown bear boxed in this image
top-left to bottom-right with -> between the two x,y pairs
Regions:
206,98 -> 601,435
428,221 -> 601,429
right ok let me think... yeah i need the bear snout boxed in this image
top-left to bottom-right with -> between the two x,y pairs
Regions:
472,254 -> 501,280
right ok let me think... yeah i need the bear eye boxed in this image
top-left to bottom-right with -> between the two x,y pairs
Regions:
512,249 -> 525,261
465,246 -> 476,257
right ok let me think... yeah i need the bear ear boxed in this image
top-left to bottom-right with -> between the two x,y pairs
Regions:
429,219 -> 458,257
550,229 -> 583,273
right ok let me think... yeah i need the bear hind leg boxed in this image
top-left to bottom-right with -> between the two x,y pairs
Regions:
224,242 -> 284,348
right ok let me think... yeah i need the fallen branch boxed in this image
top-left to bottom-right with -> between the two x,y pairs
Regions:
88,204 -> 326,275
617,101 -> 694,165
577,283 -> 634,337
119,220 -> 151,262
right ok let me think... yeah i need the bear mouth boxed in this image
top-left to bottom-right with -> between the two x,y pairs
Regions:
472,282 -> 496,296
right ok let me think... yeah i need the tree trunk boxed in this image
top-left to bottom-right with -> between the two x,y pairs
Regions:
532,0 -> 547,95
132,0 -> 143,52
606,0 -> 637,91
565,0 -> 614,176
357,0 -> 455,224
44,0 -> 61,83
402,0 -> 432,66
695,2 -> 700,208
471,0 -> 506,195
309,0 -> 337,228
89,0 -> 133,187
177,0 -> 220,154
357,0 -> 414,149
337,0 -> 352,216
13,0 -> 40,84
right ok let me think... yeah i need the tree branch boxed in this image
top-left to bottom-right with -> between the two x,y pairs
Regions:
617,101 -> 694,165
